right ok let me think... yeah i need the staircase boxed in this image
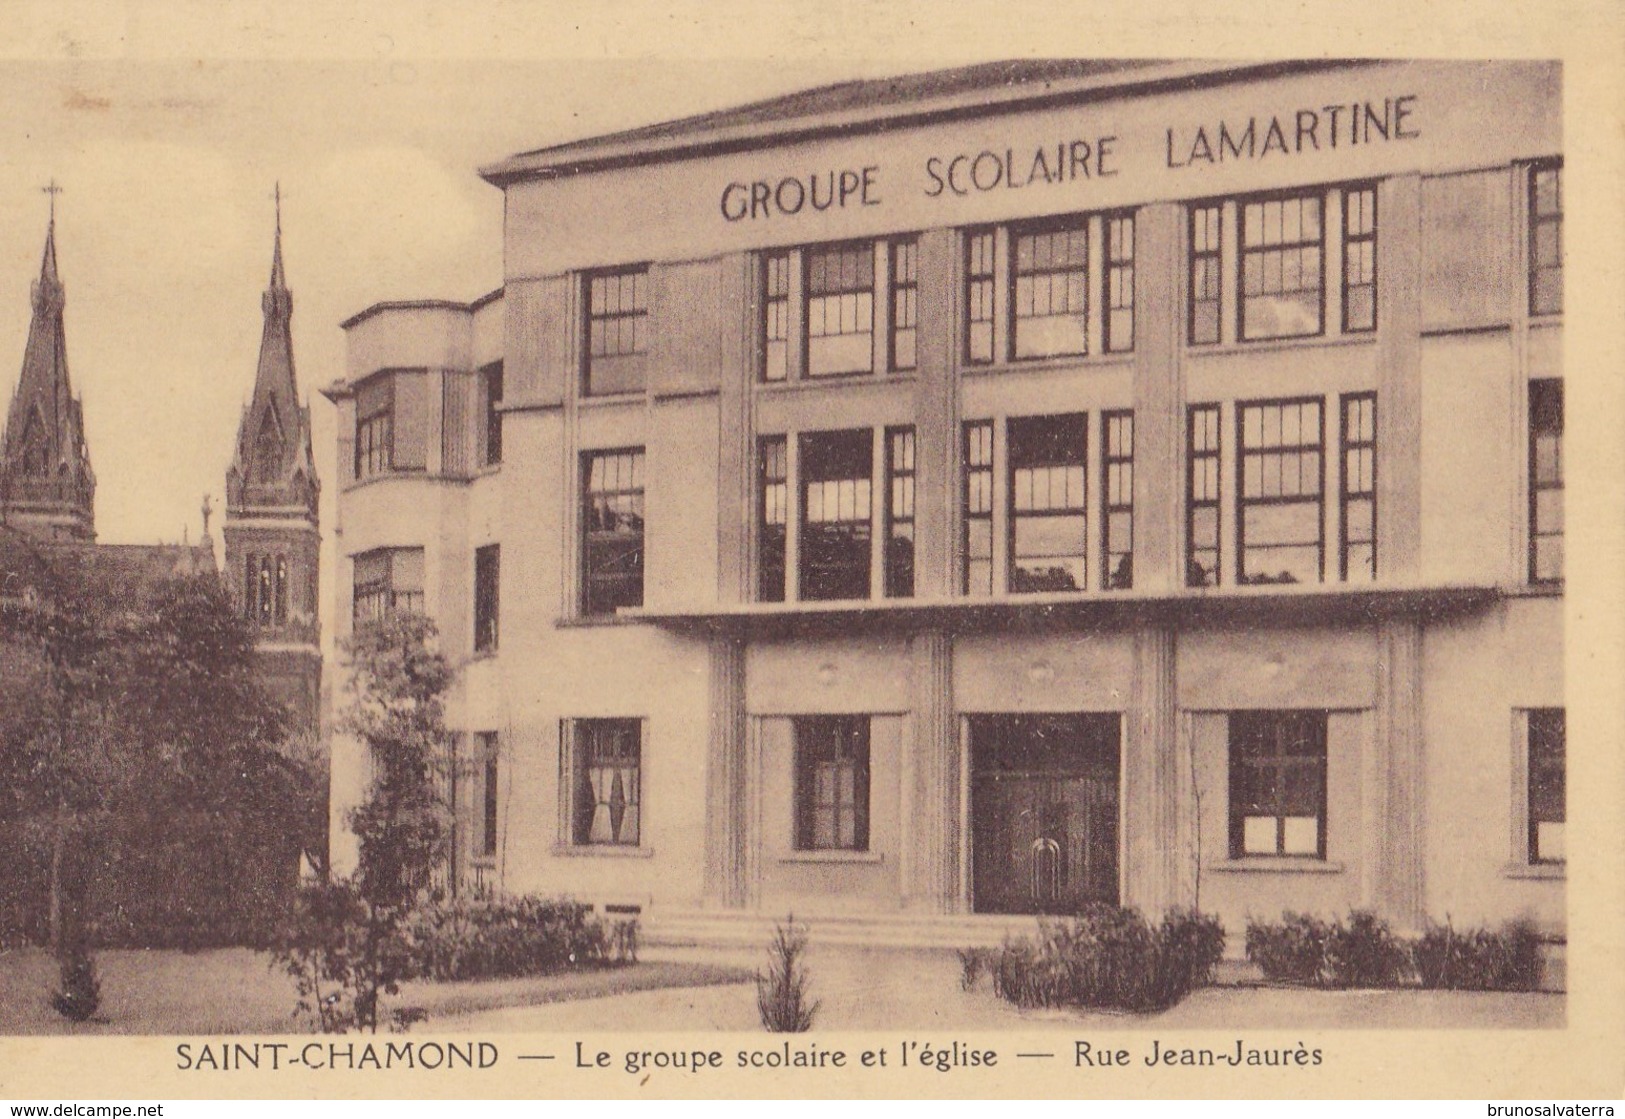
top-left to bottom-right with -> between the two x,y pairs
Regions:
641,907 -> 1057,950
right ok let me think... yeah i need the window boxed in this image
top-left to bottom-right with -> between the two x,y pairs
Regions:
1527,708 -> 1564,864
1237,399 -> 1324,585
799,429 -> 872,601
474,731 -> 499,859
1188,204 -> 1222,345
569,719 -> 641,847
1187,404 -> 1222,587
1229,710 -> 1327,858
474,544 -> 500,653
1012,220 -> 1088,360
794,716 -> 869,851
965,229 -> 997,365
963,420 -> 994,595
482,361 -> 503,466
252,410 -> 284,484
1102,411 -> 1133,589
1103,213 -> 1135,353
1009,413 -> 1087,593
758,436 -> 788,603
581,449 -> 645,615
1342,186 -> 1377,333
1240,192 -> 1324,341
1340,394 -> 1377,580
584,267 -> 648,396
353,370 -> 427,479
352,547 -> 425,621
1529,379 -> 1563,583
1529,162 -> 1563,316
761,252 -> 791,383
245,553 -> 288,626
805,242 -> 875,377
889,237 -> 918,372
885,427 -> 915,598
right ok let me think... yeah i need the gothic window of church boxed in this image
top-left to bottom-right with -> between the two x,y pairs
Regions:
253,406 -> 284,485
245,553 -> 285,626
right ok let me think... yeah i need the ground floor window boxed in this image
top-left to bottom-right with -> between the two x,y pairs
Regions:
794,716 -> 870,851
1527,708 -> 1564,864
566,719 -> 642,846
1228,709 -> 1327,858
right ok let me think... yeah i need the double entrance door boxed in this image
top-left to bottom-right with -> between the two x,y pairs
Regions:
970,713 -> 1120,915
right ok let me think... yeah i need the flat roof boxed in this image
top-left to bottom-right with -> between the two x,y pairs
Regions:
480,58 -> 1362,187
339,287 -> 504,331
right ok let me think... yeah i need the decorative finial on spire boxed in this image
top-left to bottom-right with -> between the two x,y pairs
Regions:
201,493 -> 214,539
42,179 -> 62,225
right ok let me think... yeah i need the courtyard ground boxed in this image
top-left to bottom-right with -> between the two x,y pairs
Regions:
0,943 -> 1563,1034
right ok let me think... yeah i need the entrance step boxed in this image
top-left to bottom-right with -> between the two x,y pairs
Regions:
642,908 -> 1060,950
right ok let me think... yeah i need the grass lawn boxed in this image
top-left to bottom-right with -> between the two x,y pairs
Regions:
0,947 -> 752,1035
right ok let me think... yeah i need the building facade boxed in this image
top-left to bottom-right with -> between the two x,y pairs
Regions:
325,60 -> 1563,942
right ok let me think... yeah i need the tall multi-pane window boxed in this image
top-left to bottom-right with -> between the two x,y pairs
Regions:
1529,379 -> 1564,583
805,243 -> 874,378
758,436 -> 788,603
474,543 -> 500,653
354,376 -> 394,479
965,229 -> 997,365
1529,162 -> 1563,316
1012,221 -> 1088,360
1527,708 -> 1565,865
963,420 -> 994,595
885,427 -> 915,598
581,449 -> 645,615
570,719 -> 641,847
794,716 -> 870,852
1237,399 -> 1324,585
761,251 -> 791,383
1102,411 -> 1134,590
1229,710 -> 1328,859
1239,192 -> 1324,341
1008,413 -> 1087,593
245,553 -> 288,626
353,548 -> 425,621
475,731 -> 500,858
1342,186 -> 1377,333
889,237 -> 918,372
800,429 -> 872,601
1187,404 -> 1222,587
584,267 -> 648,396
1189,204 -> 1223,345
1340,394 -> 1377,581
482,361 -> 504,466
1103,214 -> 1135,354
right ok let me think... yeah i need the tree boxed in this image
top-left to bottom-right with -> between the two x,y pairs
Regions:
278,612 -> 454,1033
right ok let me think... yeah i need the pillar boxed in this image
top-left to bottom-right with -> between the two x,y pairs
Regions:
904,629 -> 960,912
702,634 -> 748,907
1371,617 -> 1426,929
1122,624 -> 1187,916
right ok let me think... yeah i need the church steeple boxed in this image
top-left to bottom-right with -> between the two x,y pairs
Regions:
2,198 -> 96,542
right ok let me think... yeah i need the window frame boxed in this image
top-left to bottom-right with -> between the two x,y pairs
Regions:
567,718 -> 643,848
354,374 -> 395,480
1187,403 -> 1222,587
473,543 -> 500,653
580,447 -> 646,617
1188,203 -> 1223,346
1528,378 -> 1564,584
759,250 -> 792,384
888,236 -> 919,373
1237,189 -> 1327,343
1009,216 -> 1091,362
1101,410 -> 1134,590
1236,396 -> 1326,586
884,426 -> 916,598
1007,412 -> 1089,594
793,715 -> 871,852
1228,709 -> 1329,860
1341,184 -> 1378,334
474,731 -> 500,860
803,240 -> 877,380
583,265 -> 649,397
757,435 -> 788,603
798,428 -> 874,602
1528,160 -> 1563,317
244,552 -> 289,627
1339,392 -> 1378,581
1526,708 -> 1565,865
962,419 -> 995,596
481,361 -> 504,467
351,546 -> 425,622
963,226 -> 998,366
1102,211 -> 1136,354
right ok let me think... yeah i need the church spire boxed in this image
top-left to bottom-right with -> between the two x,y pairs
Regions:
2,194 -> 95,542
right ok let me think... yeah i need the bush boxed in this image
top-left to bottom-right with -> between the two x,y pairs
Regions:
51,944 -> 101,1022
989,904 -> 1225,1013
1413,919 -> 1543,991
1324,911 -> 1411,988
757,919 -> 818,1032
1245,912 -> 1332,985
402,895 -> 633,982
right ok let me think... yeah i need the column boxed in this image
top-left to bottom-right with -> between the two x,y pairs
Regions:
911,229 -> 960,600
1122,624 -> 1186,916
1372,617 -> 1425,929
702,634 -> 748,908
1130,203 -> 1185,593
1376,174 -> 1423,580
904,629 -> 960,912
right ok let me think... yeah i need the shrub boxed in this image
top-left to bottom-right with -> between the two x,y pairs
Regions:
1246,912 -> 1333,985
402,895 -> 629,982
989,904 -> 1225,1013
51,944 -> 101,1022
956,946 -> 991,991
1413,919 -> 1544,991
1324,911 -> 1411,988
757,919 -> 818,1032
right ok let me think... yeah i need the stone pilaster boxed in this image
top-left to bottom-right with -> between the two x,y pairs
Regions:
1123,624 -> 1185,915
1372,618 -> 1426,929
702,634 -> 748,907
904,629 -> 960,912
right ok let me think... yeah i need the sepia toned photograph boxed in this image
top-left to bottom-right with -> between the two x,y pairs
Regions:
2,20 -> 1617,1098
